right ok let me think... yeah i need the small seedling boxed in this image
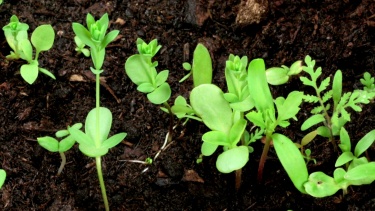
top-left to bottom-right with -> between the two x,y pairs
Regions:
74,36 -> 90,57
37,123 -> 82,175
360,72 -> 375,94
304,128 -> 375,197
300,55 -> 375,151
3,15 -> 56,84
72,13 -> 125,211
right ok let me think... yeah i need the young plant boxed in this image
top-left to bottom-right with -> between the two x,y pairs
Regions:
74,36 -> 90,57
360,72 -> 375,94
246,58 -> 308,193
37,123 -> 82,175
265,60 -> 303,85
180,43 -> 213,87
300,55 -> 375,151
71,13 -> 126,211
0,169 -> 5,189
3,15 -> 56,84
304,128 -> 375,197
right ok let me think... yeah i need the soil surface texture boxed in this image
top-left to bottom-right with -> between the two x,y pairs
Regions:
1,0 -> 375,210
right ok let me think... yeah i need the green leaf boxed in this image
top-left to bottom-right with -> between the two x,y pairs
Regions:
248,58 -> 274,113
182,62 -> 191,71
21,63 -> 39,84
102,132 -> 127,149
85,107 -> 112,145
101,30 -> 119,49
31,24 -> 55,52
72,23 -> 95,49
332,70 -> 342,109
0,169 -> 6,189
335,151 -> 355,167
338,127 -> 351,152
79,143 -> 108,157
37,136 -> 59,152
228,119 -> 247,146
273,133 -> 308,193
265,67 -> 289,85
147,82 -> 171,104
201,141 -> 218,156
68,127 -> 95,147
354,129 -> 375,157
202,131 -> 230,146
223,93 -> 239,103
229,96 -> 254,112
301,114 -> 325,131
155,70 -> 169,86
216,146 -> 249,173
137,83 -> 155,93
19,39 -> 33,62
190,84 -> 233,133
318,77 -> 330,93
288,60 -> 303,75
39,67 -> 56,80
192,44 -> 212,87
345,162 -> 375,185
304,172 -> 341,197
59,135 -> 76,152
56,129 -> 69,138
125,54 -> 152,85
301,130 -> 318,146
276,91 -> 303,121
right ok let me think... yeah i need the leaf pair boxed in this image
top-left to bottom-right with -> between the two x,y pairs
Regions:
68,107 -> 127,157
2,15 -> 29,60
265,60 -> 303,85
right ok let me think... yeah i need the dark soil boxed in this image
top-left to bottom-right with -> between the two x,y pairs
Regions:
1,0 -> 375,210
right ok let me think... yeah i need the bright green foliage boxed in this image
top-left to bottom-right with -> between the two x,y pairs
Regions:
180,44 -> 212,87
69,107 -> 127,157
0,169 -> 5,189
304,128 -> 375,197
300,55 -> 375,144
170,96 -> 201,122
74,36 -> 90,57
190,84 -> 255,173
360,72 -> 375,93
224,54 -> 254,112
125,39 -> 171,105
265,60 -> 303,85
72,13 -> 119,71
37,123 -> 82,175
2,15 -> 29,59
3,15 -> 56,84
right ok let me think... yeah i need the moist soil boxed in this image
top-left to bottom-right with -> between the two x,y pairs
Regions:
1,0 -> 375,210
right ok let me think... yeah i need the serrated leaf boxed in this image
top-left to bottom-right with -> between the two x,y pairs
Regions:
276,91 -> 303,121
303,94 -> 319,103
300,76 -> 314,87
322,90 -> 333,103
245,111 -> 266,128
318,77 -> 330,93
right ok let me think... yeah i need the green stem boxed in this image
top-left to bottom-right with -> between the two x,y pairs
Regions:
95,72 -> 100,147
57,152 -> 66,176
96,156 -> 109,211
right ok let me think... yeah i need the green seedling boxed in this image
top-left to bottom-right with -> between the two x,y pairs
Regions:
0,169 -> 5,189
300,55 -> 374,151
3,15 -> 56,84
265,60 -> 303,85
246,58 -> 308,193
180,43 -> 213,87
360,72 -> 375,94
37,123 -> 82,175
2,15 -> 29,60
304,128 -> 375,197
74,36 -> 90,57
72,13 -> 125,211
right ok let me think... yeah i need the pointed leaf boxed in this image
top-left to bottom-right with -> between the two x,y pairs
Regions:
335,151 -> 355,167
39,67 -> 56,80
354,129 -> 375,157
345,162 -> 375,185
332,70 -> 342,109
101,30 -> 119,48
21,63 -> 39,84
155,70 -> 169,86
59,135 -> 76,152
102,132 -> 127,149
301,114 -> 325,131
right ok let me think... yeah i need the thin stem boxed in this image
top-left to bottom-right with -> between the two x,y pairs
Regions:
57,152 -> 66,176
257,135 -> 272,182
95,72 -> 100,147
235,169 -> 242,190
163,102 -> 174,143
96,156 -> 109,211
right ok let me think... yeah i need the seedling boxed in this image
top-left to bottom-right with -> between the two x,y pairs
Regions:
3,15 -> 56,84
360,72 -> 375,94
37,123 -> 82,175
71,13 -> 126,211
0,169 -> 5,189
300,55 -> 374,151
180,43 -> 213,87
304,128 -> 375,197
246,58 -> 308,192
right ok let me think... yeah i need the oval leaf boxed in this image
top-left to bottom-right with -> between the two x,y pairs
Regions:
304,172 -> 341,197
31,24 -> 55,52
0,169 -> 6,189
21,63 -> 39,84
147,82 -> 171,104
37,136 -> 59,152
301,114 -> 325,131
59,136 -> 76,152
216,146 -> 249,173
85,107 -> 112,145
354,129 -> 375,157
192,44 -> 212,87
125,54 -> 152,85
201,141 -> 218,156
202,131 -> 230,146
